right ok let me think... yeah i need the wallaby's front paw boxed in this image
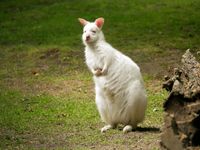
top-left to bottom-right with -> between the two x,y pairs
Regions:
94,68 -> 103,76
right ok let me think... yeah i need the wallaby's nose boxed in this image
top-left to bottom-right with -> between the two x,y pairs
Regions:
86,35 -> 90,41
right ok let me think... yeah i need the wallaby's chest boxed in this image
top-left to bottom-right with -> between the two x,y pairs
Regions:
85,49 -> 106,69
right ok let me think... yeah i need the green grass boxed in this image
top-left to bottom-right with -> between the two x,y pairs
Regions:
0,0 -> 199,149
0,0 -> 200,49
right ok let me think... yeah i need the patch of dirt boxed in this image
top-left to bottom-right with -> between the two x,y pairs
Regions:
145,79 -> 165,95
3,77 -> 93,97
129,49 -> 183,78
39,48 -> 60,59
1,48 -> 90,97
66,126 -> 161,150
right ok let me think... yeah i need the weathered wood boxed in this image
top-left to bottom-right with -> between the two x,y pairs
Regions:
161,50 -> 200,150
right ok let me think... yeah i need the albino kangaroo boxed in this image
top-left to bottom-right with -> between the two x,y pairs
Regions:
78,17 -> 147,133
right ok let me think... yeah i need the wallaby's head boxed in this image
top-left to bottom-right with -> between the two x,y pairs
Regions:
78,17 -> 104,45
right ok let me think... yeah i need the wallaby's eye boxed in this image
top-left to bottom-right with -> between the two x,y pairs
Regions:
83,31 -> 86,33
92,30 -> 96,33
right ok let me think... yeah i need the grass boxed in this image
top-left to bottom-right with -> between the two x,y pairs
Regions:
0,0 -> 199,149
0,0 -> 200,49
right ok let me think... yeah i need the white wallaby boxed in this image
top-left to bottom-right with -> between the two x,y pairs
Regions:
78,17 -> 147,133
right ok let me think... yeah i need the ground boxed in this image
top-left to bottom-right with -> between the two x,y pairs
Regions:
0,48 -> 167,149
0,0 -> 200,149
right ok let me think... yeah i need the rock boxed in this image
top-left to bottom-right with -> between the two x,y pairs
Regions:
161,49 -> 200,150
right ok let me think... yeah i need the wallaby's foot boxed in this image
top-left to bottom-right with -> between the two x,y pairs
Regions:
123,125 -> 133,133
101,125 -> 114,133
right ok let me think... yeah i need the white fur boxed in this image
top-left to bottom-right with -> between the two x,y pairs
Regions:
80,18 -> 147,133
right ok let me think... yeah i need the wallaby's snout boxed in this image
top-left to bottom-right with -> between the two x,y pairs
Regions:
86,35 -> 90,41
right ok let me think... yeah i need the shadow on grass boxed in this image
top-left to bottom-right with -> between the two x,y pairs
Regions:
134,126 -> 160,133
117,125 -> 160,133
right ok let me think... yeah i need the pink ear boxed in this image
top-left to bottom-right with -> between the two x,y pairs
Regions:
95,17 -> 104,29
78,18 -> 88,26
